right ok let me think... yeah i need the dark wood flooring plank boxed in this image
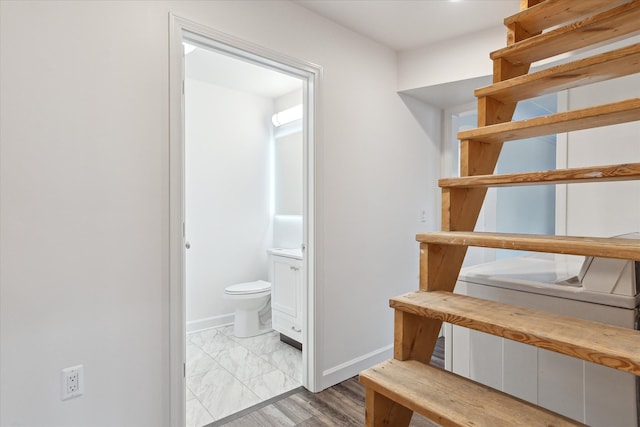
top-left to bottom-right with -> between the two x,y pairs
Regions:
295,415 -> 339,426
331,378 -> 365,404
289,393 -> 343,426
410,415 -> 441,427
292,389 -> 362,425
272,396 -> 315,424
313,387 -> 363,424
221,405 -> 296,427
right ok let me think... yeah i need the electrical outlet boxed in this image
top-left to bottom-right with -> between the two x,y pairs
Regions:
61,365 -> 83,401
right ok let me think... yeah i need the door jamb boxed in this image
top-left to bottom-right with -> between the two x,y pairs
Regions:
169,14 -> 322,426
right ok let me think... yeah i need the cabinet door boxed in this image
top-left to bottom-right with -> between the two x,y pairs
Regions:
272,256 -> 300,318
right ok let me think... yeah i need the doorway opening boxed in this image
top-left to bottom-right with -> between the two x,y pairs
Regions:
169,16 -> 321,427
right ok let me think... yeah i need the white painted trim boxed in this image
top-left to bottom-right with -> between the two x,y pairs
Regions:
321,344 -> 393,388
442,101 -> 477,179
186,314 -> 234,334
444,323 -> 453,371
168,13 -> 323,423
168,14 -> 186,427
302,64 -> 323,393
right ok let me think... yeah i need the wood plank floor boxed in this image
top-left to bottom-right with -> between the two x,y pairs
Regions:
212,338 -> 444,426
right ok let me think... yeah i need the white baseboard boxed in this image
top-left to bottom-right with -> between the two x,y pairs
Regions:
186,313 -> 234,334
320,344 -> 393,389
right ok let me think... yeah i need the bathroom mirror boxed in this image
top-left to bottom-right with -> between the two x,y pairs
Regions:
274,131 -> 303,215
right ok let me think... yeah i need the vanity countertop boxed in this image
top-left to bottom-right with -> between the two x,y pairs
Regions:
267,247 -> 303,260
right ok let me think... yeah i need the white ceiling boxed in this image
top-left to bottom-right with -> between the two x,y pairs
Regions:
294,0 -> 520,51
184,1 -> 521,101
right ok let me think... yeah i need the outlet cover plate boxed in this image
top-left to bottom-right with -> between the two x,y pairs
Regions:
61,365 -> 84,401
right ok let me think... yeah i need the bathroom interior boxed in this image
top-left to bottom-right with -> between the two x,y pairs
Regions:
182,41 -> 306,426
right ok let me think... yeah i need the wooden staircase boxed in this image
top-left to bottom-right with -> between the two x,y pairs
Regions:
360,0 -> 640,425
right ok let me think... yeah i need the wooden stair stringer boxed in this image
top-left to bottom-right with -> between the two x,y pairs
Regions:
414,4 -> 538,365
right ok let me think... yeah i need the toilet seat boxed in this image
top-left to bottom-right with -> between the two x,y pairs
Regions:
224,280 -> 271,296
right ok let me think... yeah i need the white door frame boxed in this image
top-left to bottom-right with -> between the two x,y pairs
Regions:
169,14 -> 321,426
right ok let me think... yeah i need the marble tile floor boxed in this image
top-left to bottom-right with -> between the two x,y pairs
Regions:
186,325 -> 303,427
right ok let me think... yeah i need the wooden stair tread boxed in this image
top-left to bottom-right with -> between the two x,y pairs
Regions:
439,163 -> 640,188
504,0 -> 629,35
458,97 -> 640,143
391,291 -> 640,376
360,359 -> 585,427
415,231 -> 640,260
476,43 -> 640,104
491,0 -> 640,65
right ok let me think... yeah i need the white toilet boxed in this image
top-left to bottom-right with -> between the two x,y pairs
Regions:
223,280 -> 271,338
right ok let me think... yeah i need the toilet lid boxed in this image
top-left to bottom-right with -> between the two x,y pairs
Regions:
225,280 -> 271,295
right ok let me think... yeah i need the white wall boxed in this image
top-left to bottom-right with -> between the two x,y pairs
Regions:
274,88 -> 303,113
563,75 -> 640,237
397,26 -> 505,92
185,79 -> 273,331
0,1 -> 438,425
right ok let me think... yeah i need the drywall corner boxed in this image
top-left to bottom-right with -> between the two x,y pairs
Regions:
397,26 -> 505,92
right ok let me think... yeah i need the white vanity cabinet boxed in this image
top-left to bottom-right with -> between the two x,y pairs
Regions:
269,250 -> 303,343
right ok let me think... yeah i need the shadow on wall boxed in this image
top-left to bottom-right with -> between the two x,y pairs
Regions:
398,93 -> 443,146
